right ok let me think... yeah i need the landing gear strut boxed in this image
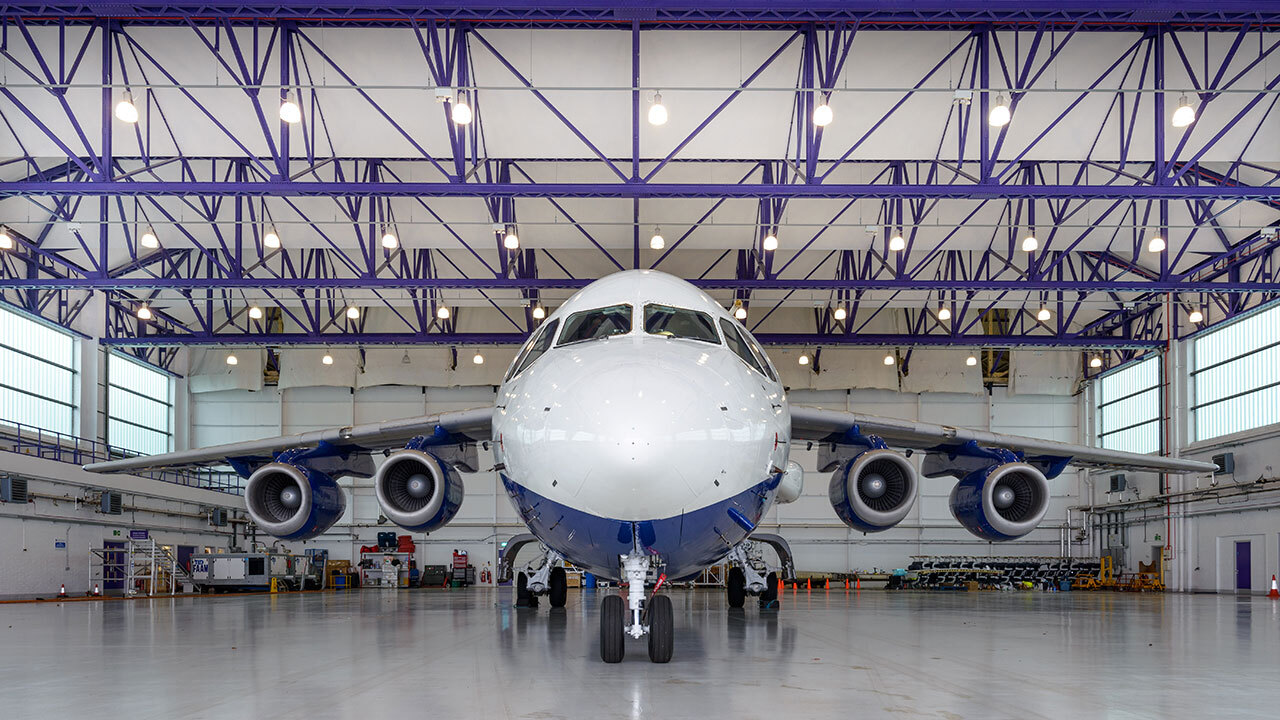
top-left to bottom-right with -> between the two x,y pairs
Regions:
599,552 -> 672,663
725,539 -> 789,609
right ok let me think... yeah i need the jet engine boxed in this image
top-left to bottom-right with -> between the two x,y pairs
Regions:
828,449 -> 918,532
374,449 -> 465,532
949,462 -> 1050,541
245,462 -> 347,541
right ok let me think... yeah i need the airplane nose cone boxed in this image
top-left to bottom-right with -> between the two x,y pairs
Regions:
508,344 -> 778,520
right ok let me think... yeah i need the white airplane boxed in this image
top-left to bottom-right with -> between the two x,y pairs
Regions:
87,269 -> 1214,663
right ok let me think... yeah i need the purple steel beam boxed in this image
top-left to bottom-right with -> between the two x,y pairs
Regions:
5,2 -> 1280,29
9,181 -> 1280,199
97,331 -> 1163,350
8,277 -> 1276,293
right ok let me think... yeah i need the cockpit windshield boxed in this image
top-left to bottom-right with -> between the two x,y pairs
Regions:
643,304 -> 720,344
506,319 -> 560,380
557,304 -> 633,346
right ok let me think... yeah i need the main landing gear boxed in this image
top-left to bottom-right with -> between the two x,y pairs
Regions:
600,553 -> 672,663
498,535 -> 568,609
725,536 -> 795,610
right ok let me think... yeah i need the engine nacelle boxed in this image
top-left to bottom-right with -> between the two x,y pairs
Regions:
776,461 -> 804,504
374,449 -> 464,532
949,462 -> 1050,541
245,462 -> 346,541
828,449 -> 918,532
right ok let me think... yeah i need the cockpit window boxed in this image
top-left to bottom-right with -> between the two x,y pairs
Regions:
742,332 -> 778,382
644,304 -> 720,344
507,319 -> 559,380
719,318 -> 771,380
557,304 -> 632,346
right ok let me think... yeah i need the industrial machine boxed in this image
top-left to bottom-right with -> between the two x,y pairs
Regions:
188,551 -> 322,592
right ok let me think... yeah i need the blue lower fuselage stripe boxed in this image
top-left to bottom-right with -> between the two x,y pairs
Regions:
500,473 -> 781,581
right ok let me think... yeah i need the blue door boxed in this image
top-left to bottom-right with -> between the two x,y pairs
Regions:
1235,541 -> 1251,591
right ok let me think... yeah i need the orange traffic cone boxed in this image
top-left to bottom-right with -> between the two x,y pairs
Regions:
1269,575 -> 1279,600
57,584 -> 67,598
92,584 -> 101,596
777,577 -> 784,594
824,578 -> 829,590
844,578 -> 849,590
806,578 -> 811,591
856,576 -> 861,590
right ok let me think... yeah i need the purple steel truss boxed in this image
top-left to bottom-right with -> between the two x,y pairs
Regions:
1,14 -> 1279,370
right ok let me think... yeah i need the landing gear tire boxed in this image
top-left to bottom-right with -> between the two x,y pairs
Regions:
647,594 -> 674,663
549,567 -> 567,608
759,572 -> 779,610
727,567 -> 746,608
516,572 -> 537,608
600,594 -> 626,663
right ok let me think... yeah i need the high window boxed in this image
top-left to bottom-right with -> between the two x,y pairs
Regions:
0,305 -> 77,435
1094,355 -> 1161,455
1191,303 -> 1280,441
107,353 -> 173,455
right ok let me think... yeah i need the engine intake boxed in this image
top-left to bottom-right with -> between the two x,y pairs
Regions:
949,462 -> 1050,541
374,449 -> 464,532
245,462 -> 346,541
829,449 -> 918,532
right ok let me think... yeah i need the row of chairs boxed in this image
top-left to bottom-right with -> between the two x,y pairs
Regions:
906,556 -> 1102,589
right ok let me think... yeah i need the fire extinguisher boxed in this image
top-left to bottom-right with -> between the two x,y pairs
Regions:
480,564 -> 491,584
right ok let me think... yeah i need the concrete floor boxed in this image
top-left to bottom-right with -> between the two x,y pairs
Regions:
2,588 -> 1276,719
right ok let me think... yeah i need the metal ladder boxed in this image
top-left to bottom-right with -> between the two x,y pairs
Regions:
124,538 -> 192,596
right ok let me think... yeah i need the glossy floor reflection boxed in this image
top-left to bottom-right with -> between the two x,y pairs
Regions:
2,588 -> 1276,719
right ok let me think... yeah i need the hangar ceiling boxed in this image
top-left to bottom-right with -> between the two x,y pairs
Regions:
1,2 -> 1278,374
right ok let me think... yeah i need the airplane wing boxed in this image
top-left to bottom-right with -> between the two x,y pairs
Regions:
789,405 -> 1216,474
83,406 -> 495,475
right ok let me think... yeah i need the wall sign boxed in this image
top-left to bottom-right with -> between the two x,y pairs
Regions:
129,530 -> 149,540
54,540 -> 66,549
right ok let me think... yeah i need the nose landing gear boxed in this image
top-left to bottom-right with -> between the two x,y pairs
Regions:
600,552 -> 672,663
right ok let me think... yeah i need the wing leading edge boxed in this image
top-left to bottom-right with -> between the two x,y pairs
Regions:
789,405 -> 1216,474
83,407 -> 495,475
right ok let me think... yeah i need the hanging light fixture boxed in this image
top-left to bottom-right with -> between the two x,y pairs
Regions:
1171,94 -> 1196,128
346,306 -> 360,320
966,355 -> 978,367
1089,356 -> 1103,369
437,305 -> 451,320
762,233 -> 778,252
797,353 -> 810,366
381,230 -> 399,249
833,306 -> 847,321
225,353 -> 239,366
504,229 -> 520,250
0,226 -> 15,250
115,91 -> 139,123
649,227 -> 665,250
451,95 -> 473,125
1037,306 -> 1052,322
989,93 -> 1011,127
883,353 -> 896,366
734,304 -> 747,321
812,99 -> 834,127
263,227 -> 281,249
322,352 -> 334,366
938,306 -> 952,321
1147,234 -> 1166,253
248,305 -> 264,320
889,234 -> 906,252
1189,309 -> 1204,324
1021,233 -> 1038,252
472,351 -> 485,365
532,305 -> 546,320
136,305 -> 153,321
138,226 -> 159,249
648,91 -> 668,126
279,92 -> 302,124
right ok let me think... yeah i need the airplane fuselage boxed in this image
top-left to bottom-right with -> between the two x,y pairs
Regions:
492,271 -> 790,580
